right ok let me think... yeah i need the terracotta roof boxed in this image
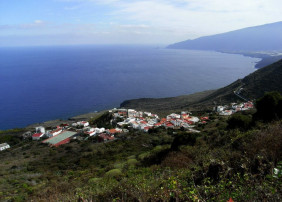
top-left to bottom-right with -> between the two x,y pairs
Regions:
109,129 -> 120,134
50,128 -> 62,134
32,133 -> 43,137
99,134 -> 115,140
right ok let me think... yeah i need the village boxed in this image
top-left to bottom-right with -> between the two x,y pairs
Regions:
0,101 -> 254,151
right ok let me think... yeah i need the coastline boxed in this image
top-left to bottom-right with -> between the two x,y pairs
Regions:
25,111 -> 107,130
13,90 -> 215,131
220,51 -> 282,68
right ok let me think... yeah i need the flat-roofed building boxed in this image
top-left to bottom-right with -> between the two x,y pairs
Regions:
0,143 -> 10,151
43,131 -> 77,147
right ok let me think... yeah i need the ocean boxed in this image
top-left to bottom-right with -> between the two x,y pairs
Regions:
0,45 -> 260,130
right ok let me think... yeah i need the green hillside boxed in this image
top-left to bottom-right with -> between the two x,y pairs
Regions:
194,59 -> 282,106
120,90 -> 215,116
1,92 -> 282,201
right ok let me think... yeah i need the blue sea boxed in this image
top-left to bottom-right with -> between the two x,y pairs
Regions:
0,45 -> 260,130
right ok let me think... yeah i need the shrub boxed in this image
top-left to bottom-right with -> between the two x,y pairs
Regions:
227,113 -> 252,130
105,169 -> 122,178
88,178 -> 100,184
127,159 -> 138,167
171,133 -> 197,151
255,91 -> 282,121
114,162 -> 125,169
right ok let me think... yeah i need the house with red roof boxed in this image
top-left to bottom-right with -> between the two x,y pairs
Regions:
107,128 -> 122,135
98,133 -> 115,142
78,121 -> 89,127
165,122 -> 174,129
143,126 -> 153,132
154,122 -> 162,127
46,127 -> 62,137
32,133 -> 44,140
140,121 -> 147,124
84,130 -> 96,136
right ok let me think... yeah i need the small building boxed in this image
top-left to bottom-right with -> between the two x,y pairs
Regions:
107,128 -> 122,135
35,126 -> 45,134
98,133 -> 115,142
154,123 -> 162,127
43,130 -> 77,147
84,130 -> 96,136
0,143 -> 10,151
165,122 -> 174,129
217,106 -> 225,112
143,126 -> 152,132
32,133 -> 44,140
79,121 -> 89,127
189,117 -> 200,123
200,117 -> 209,121
46,127 -> 63,137
219,110 -> 233,116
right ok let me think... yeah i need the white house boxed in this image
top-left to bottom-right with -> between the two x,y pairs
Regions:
95,127 -> 105,134
217,106 -> 225,112
219,110 -> 233,116
78,121 -> 89,127
46,127 -> 63,137
144,112 -> 152,117
170,119 -> 182,127
167,113 -> 181,120
0,143 -> 10,151
189,117 -> 200,123
85,130 -> 96,136
35,126 -> 45,134
32,133 -> 45,140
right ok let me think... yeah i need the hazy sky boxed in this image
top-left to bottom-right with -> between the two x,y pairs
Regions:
0,0 -> 281,46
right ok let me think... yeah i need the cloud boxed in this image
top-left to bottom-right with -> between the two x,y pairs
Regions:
0,20 -> 46,30
118,24 -> 150,29
54,0 -> 282,38
108,0 -> 282,38
1,0 -> 282,45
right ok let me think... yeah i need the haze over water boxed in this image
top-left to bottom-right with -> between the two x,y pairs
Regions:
0,45 -> 260,130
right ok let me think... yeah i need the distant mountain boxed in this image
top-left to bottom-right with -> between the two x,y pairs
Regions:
167,21 -> 282,51
121,59 -> 282,112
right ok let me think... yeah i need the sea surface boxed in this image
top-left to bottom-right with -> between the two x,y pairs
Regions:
0,45 -> 260,130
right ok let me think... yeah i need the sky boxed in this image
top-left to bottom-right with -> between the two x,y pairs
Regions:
0,0 -> 281,46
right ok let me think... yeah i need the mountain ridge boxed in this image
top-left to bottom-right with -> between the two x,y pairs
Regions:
167,21 -> 282,51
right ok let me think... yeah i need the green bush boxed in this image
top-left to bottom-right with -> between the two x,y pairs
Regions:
114,162 -> 125,169
88,178 -> 101,184
105,169 -> 122,178
127,159 -> 138,167
171,133 -> 197,151
255,91 -> 282,121
227,113 -> 252,130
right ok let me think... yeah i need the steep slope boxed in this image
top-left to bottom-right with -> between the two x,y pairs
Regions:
121,60 -> 282,112
120,90 -> 215,115
167,21 -> 282,51
195,59 -> 282,106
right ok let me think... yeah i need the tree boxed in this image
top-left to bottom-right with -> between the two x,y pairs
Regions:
171,133 -> 197,151
227,113 -> 252,130
255,91 -> 282,121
